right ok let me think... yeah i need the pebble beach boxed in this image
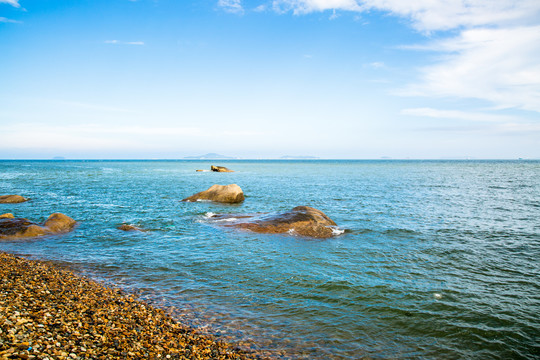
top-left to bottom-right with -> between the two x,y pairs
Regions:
0,252 -> 264,360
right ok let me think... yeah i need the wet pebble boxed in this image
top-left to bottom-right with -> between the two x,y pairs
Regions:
0,252 -> 269,360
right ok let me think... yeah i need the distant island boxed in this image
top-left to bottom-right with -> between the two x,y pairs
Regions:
280,155 -> 320,159
183,153 -> 237,159
52,156 -> 66,160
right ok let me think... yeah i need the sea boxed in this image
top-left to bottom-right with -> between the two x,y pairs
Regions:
1,160 -> 539,359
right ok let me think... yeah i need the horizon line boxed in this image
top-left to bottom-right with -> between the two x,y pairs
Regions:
0,158 -> 537,161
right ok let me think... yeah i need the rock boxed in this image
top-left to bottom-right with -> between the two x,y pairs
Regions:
213,206 -> 341,238
43,213 -> 77,232
210,165 -> 234,172
0,213 -> 76,240
118,224 -> 144,232
0,218 -> 47,238
0,195 -> 29,203
0,213 -> 14,219
182,184 -> 245,203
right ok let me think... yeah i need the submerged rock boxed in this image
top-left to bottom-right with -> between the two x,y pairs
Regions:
118,224 -> 145,232
0,195 -> 29,203
211,206 -> 342,238
211,165 -> 234,172
182,184 -> 245,203
0,213 -> 76,240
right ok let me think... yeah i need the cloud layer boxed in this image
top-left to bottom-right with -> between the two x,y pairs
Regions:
404,26 -> 540,112
0,16 -> 20,23
218,0 -> 244,14
219,1 -> 540,116
270,0 -> 540,31
104,40 -> 145,45
0,0 -> 20,8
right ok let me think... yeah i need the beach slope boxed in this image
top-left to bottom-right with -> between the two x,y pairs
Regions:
0,252 -> 261,360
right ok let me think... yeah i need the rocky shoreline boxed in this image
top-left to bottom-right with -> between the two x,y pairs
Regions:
0,252 -> 265,360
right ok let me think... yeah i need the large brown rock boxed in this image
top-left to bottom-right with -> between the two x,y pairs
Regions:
0,213 -> 76,240
0,195 -> 29,203
211,165 -> 234,172
43,213 -> 77,232
211,206 -> 342,238
182,184 -> 245,203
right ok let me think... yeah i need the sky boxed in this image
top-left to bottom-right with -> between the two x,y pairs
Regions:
1,0 -> 539,159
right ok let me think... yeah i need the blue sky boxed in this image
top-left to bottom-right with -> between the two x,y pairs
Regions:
1,0 -> 539,159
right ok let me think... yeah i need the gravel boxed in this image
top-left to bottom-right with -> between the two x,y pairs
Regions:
0,252 -> 267,360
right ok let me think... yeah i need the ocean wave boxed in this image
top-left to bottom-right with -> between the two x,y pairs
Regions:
213,218 -> 239,222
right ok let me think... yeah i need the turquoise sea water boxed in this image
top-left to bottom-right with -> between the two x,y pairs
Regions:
1,160 -> 539,359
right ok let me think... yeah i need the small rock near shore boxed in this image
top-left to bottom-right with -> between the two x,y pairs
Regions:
211,165 -> 234,172
0,213 -> 15,219
0,195 -> 29,203
182,184 -> 245,203
118,224 -> 145,232
0,213 -> 76,240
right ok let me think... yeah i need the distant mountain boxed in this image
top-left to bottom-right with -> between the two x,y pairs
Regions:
184,153 -> 237,159
280,155 -> 320,159
52,156 -> 66,160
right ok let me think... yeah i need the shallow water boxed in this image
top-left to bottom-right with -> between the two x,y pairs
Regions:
1,160 -> 539,359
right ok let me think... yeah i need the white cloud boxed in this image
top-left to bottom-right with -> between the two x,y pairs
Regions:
254,4 -> 267,12
218,0 -> 244,14
271,1 -> 540,31
402,108 -> 540,136
270,1 -> 540,114
272,0 -> 362,14
362,0 -> 540,32
0,0 -> 20,8
494,122 -> 540,134
44,99 -> 135,113
104,40 -> 145,45
401,108 -> 517,123
0,123 -> 204,150
367,61 -> 384,69
0,16 -> 20,23
402,26 -> 540,112
404,108 -> 540,137
0,122 -> 272,152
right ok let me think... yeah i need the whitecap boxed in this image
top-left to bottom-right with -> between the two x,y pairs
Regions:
204,212 -> 216,218
214,217 -> 238,222
332,228 -> 345,235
